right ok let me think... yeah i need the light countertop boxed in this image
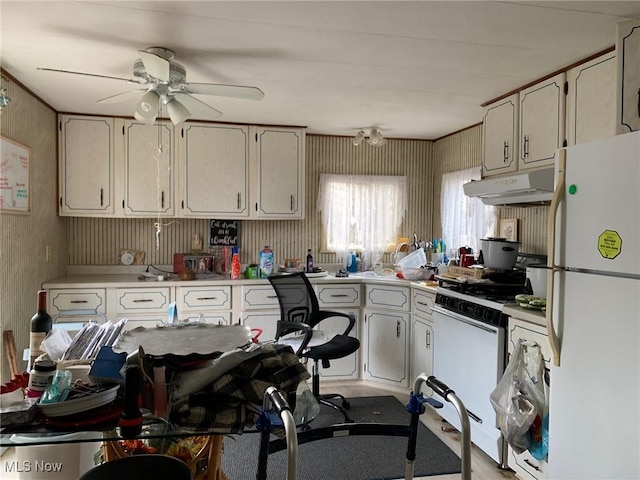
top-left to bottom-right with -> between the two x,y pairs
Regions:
503,304 -> 546,327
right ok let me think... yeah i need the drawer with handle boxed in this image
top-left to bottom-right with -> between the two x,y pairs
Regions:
316,284 -> 360,307
48,289 -> 106,315
412,289 -> 435,319
116,288 -> 171,314
241,285 -> 280,310
178,286 -> 231,311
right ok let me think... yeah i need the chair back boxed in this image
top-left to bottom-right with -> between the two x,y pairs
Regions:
79,454 -> 192,480
268,273 -> 321,333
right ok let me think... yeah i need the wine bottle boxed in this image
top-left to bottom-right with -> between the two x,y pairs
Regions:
29,290 -> 52,367
306,248 -> 314,273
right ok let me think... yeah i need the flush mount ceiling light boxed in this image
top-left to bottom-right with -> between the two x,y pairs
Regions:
352,130 -> 366,146
352,128 -> 387,147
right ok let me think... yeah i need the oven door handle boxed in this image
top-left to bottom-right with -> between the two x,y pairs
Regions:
433,306 -> 499,334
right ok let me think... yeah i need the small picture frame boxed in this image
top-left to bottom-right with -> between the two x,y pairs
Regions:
500,218 -> 518,242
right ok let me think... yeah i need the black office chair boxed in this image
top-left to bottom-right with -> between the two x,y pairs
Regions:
79,454 -> 192,480
268,272 -> 360,422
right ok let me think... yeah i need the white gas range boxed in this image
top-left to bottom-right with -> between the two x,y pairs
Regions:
431,275 -> 526,467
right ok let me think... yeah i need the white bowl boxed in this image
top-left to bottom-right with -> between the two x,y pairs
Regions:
396,248 -> 427,269
400,267 -> 430,281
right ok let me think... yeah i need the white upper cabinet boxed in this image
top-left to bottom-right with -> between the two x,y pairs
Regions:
519,72 -> 566,169
482,93 -> 519,176
59,115 -> 115,216
566,51 -> 616,145
120,119 -> 176,217
251,126 -> 305,219
616,19 -> 640,134
180,123 -> 250,218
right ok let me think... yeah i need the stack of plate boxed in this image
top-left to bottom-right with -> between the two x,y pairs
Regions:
37,384 -> 120,417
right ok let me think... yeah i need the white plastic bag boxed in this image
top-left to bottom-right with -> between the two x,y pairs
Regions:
490,339 -> 546,454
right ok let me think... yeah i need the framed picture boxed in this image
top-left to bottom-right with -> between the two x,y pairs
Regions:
0,136 -> 31,214
500,218 -> 518,242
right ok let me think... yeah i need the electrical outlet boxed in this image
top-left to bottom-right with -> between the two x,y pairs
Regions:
45,245 -> 51,262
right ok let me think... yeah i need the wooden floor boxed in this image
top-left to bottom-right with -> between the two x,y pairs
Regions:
322,380 -> 519,480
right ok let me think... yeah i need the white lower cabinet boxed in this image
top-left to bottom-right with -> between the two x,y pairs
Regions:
507,316 -> 551,480
363,284 -> 410,387
177,285 -> 231,325
235,284 -> 281,341
115,287 -> 172,329
316,283 -> 361,380
410,287 -> 436,395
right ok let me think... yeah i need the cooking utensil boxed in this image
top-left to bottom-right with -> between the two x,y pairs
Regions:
526,265 -> 548,298
478,237 -> 520,269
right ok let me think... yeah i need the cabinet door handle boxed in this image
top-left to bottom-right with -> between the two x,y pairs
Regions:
237,193 -> 241,209
331,294 -> 348,298
523,135 -> 529,158
524,459 -> 540,471
396,320 -> 401,338
267,295 -> 278,299
70,300 -> 88,304
637,87 -> 640,117
197,297 -> 217,301
133,299 -> 153,303
161,191 -> 165,209
417,301 -> 428,306
426,330 -> 431,348
503,141 -> 508,163
290,194 -> 294,211
100,188 -> 103,206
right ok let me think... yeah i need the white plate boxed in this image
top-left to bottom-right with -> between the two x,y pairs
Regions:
37,385 -> 119,417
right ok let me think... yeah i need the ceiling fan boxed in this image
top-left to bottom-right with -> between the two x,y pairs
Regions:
38,46 -> 265,125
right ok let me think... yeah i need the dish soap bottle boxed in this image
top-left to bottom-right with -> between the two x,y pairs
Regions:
231,246 -> 241,280
259,245 -> 274,278
306,248 -> 314,273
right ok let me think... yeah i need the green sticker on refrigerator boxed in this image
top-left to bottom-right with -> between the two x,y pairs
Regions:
598,230 -> 622,259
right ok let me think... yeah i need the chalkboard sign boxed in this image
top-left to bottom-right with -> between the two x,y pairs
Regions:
0,136 -> 31,214
209,220 -> 239,246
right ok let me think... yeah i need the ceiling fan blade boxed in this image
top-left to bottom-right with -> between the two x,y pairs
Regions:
97,89 -> 146,104
138,50 -> 170,82
174,93 -> 222,119
183,83 -> 264,101
37,67 -> 135,83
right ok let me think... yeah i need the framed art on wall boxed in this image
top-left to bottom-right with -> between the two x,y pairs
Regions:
500,218 -> 518,242
0,136 -> 31,214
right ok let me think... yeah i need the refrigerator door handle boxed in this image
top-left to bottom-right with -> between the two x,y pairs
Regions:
546,148 -> 566,366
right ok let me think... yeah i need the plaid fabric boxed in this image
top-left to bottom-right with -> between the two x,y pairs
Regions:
169,343 -> 309,433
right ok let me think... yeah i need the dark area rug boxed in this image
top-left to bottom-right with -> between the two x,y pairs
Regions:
222,395 -> 462,479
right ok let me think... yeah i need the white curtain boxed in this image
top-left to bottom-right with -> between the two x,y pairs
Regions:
317,174 -> 407,269
440,167 -> 497,254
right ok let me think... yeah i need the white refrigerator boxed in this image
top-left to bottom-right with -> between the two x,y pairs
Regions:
546,130 -> 640,479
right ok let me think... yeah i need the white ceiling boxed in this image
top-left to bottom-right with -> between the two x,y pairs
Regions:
1,1 -> 639,140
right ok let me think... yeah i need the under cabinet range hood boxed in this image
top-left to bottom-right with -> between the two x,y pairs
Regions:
463,168 -> 555,205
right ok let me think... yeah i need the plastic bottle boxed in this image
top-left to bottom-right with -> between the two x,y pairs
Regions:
27,360 -> 56,398
259,245 -> 274,278
348,251 -> 358,273
231,246 -> 241,280
306,249 -> 314,273
30,290 -> 52,368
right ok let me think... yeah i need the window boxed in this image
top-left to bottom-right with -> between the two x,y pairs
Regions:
440,167 -> 496,254
317,174 -> 407,267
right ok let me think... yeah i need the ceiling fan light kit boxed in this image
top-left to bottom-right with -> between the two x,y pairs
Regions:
38,46 -> 264,126
352,128 -> 386,147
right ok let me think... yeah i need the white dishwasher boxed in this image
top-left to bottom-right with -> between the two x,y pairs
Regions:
431,283 -> 520,466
